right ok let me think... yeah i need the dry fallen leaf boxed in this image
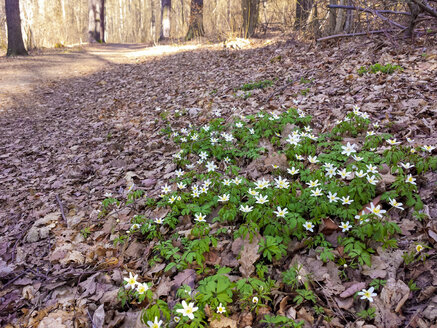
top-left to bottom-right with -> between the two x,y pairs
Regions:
339,282 -> 366,298
277,296 -> 289,315
238,234 -> 261,278
321,217 -> 339,235
154,276 -> 173,299
172,269 -> 196,290
93,304 -> 105,328
209,316 -> 238,328
238,312 -> 253,327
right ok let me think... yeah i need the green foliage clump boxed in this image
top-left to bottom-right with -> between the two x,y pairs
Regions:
240,79 -> 273,91
101,103 -> 436,327
261,315 -> 304,327
357,63 -> 403,76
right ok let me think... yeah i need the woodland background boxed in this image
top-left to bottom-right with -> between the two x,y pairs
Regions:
0,0 -> 423,49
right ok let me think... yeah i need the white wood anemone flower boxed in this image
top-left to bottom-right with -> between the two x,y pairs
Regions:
147,317 -> 163,328
358,287 -> 377,302
176,301 -> 198,320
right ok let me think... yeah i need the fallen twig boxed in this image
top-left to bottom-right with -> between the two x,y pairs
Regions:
373,10 -> 408,29
313,279 -> 348,323
2,269 -> 30,289
317,30 -> 396,42
328,4 -> 411,15
264,80 -> 294,102
405,299 -> 432,327
87,309 -> 98,328
55,194 -> 67,224
11,214 -> 31,262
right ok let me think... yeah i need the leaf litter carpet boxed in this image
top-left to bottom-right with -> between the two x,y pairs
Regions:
0,37 -> 437,327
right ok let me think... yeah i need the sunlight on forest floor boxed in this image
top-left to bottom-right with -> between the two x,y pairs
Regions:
87,43 -> 203,59
0,38 -> 273,111
0,43 -> 208,110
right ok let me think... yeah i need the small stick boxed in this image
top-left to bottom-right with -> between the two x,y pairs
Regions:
2,269 -> 29,289
56,194 -> 67,224
328,5 -> 411,16
312,315 -> 324,328
405,299 -> 432,327
317,29 -> 396,42
87,309 -> 98,328
264,80 -> 294,102
373,10 -> 407,30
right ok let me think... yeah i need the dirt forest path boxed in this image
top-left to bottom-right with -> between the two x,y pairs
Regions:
0,43 -> 201,109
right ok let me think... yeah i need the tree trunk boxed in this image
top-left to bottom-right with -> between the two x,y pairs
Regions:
328,0 -> 338,34
241,0 -> 260,38
160,0 -> 171,40
151,0 -> 156,43
310,1 -> 320,38
88,0 -> 105,43
186,0 -> 204,40
344,0 -> 353,33
406,1 -> 420,38
5,0 -> 27,56
295,0 -> 312,30
334,0 -> 346,33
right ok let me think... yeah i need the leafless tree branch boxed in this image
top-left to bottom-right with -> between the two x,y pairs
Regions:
327,5 -> 411,16
411,0 -> 437,17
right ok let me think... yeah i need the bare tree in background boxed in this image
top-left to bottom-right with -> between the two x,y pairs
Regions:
151,0 -> 156,43
295,0 -> 313,30
186,0 -> 204,40
5,0 -> 27,56
406,0 -> 421,37
160,0 -> 171,39
88,0 -> 105,42
242,0 -> 260,37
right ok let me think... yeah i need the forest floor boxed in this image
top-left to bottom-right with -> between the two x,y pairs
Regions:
0,35 -> 437,328
0,42 -> 202,109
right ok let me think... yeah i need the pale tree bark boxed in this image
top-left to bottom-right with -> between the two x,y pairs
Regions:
344,0 -> 353,33
309,1 -> 320,38
242,0 -> 260,38
328,0 -> 338,34
332,0 -> 354,34
151,0 -> 156,43
88,0 -> 105,43
5,0 -> 27,56
186,0 -> 204,40
160,0 -> 171,39
334,0 -> 346,33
